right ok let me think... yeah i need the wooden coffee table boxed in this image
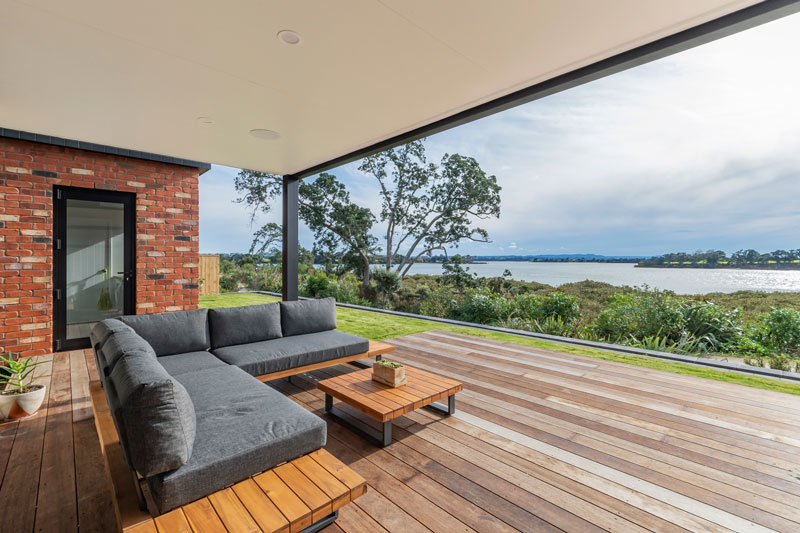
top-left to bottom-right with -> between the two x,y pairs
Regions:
317,366 -> 463,447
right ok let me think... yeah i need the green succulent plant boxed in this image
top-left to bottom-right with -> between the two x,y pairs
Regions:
0,353 -> 49,394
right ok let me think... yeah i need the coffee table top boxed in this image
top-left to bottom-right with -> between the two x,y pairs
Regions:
317,366 -> 462,422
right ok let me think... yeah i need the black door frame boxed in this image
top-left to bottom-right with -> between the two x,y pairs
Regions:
53,186 -> 136,351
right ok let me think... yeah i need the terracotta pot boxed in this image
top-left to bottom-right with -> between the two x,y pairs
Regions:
0,385 -> 47,419
372,362 -> 407,387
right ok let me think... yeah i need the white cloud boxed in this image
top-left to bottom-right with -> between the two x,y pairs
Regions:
420,12 -> 800,255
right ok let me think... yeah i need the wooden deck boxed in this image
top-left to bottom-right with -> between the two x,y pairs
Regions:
2,330 -> 800,532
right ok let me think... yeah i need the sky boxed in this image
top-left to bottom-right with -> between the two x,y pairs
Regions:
200,12 -> 800,257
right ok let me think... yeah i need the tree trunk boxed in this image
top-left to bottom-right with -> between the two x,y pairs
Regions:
361,254 -> 371,288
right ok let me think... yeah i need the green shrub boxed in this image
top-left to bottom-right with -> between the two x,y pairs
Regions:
391,287 -> 423,314
745,354 -> 798,372
302,271 -> 333,297
492,315 -> 575,337
682,301 -> 743,352
766,355 -> 793,371
512,292 -> 579,324
539,292 -> 580,323
419,287 -> 458,318
625,333 -> 706,354
248,267 -> 282,292
756,307 -> 800,355
734,332 -> 773,356
331,276 -> 371,306
512,293 -> 541,321
219,275 -> 238,292
496,316 -> 535,331
300,271 -> 369,305
372,267 -> 402,303
594,289 -> 684,342
454,289 -> 509,324
530,316 -> 576,336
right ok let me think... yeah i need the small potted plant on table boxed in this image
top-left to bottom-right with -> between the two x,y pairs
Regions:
372,359 -> 406,387
0,353 -> 49,419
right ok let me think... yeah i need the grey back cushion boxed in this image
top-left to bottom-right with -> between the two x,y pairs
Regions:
91,319 -> 137,385
110,351 -> 196,477
90,319 -> 134,351
120,309 -> 210,356
280,298 -> 337,337
208,303 -> 282,349
99,329 -> 157,377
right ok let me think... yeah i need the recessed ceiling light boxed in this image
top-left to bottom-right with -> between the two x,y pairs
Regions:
197,116 -> 214,124
250,129 -> 280,141
277,30 -> 301,45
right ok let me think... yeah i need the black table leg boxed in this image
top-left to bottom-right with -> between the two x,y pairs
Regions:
382,421 -> 392,447
350,354 -> 381,369
424,394 -> 456,416
324,396 -> 394,447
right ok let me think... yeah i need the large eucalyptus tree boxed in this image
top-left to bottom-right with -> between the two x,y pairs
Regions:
359,140 -> 501,276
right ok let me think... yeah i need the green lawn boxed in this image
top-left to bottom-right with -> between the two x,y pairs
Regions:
200,293 -> 800,396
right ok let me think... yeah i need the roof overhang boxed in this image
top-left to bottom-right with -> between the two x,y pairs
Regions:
1,0 -> 798,177
0,127 -> 211,173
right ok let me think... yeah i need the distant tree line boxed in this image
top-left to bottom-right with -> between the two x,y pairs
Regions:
638,249 -> 800,269
395,254 -> 645,264
527,257 -> 641,263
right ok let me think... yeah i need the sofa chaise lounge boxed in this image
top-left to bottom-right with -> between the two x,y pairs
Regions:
90,297 -> 389,531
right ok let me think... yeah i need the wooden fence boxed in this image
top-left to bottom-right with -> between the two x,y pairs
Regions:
199,254 -> 220,295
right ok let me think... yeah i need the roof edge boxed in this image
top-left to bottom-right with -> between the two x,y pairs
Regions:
0,127 -> 212,174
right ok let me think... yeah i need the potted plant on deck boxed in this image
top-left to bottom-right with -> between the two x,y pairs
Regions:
372,359 -> 407,387
0,353 -> 49,419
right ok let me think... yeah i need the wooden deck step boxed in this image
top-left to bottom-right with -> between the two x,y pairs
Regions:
89,381 -> 366,533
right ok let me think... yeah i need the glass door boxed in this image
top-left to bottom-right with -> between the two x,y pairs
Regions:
53,187 -> 135,351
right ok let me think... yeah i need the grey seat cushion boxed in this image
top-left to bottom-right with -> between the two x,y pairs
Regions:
211,330 -> 369,377
120,309 -> 210,356
110,351 -> 196,477
158,351 -> 227,377
208,303 -> 282,349
280,297 -> 337,337
147,366 -> 326,513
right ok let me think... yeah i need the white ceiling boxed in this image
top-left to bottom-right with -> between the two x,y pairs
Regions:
0,0 -> 763,175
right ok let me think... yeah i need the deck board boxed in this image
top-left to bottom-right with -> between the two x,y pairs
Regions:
1,330 -> 799,532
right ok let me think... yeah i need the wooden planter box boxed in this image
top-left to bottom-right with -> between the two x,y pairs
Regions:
372,362 -> 407,387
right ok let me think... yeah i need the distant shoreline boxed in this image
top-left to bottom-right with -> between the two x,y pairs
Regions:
411,257 -> 646,264
636,263 -> 800,271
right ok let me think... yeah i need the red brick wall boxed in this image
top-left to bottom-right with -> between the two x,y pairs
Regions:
0,138 -> 201,356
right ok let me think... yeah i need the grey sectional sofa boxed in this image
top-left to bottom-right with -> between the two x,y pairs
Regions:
90,297 -> 369,513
